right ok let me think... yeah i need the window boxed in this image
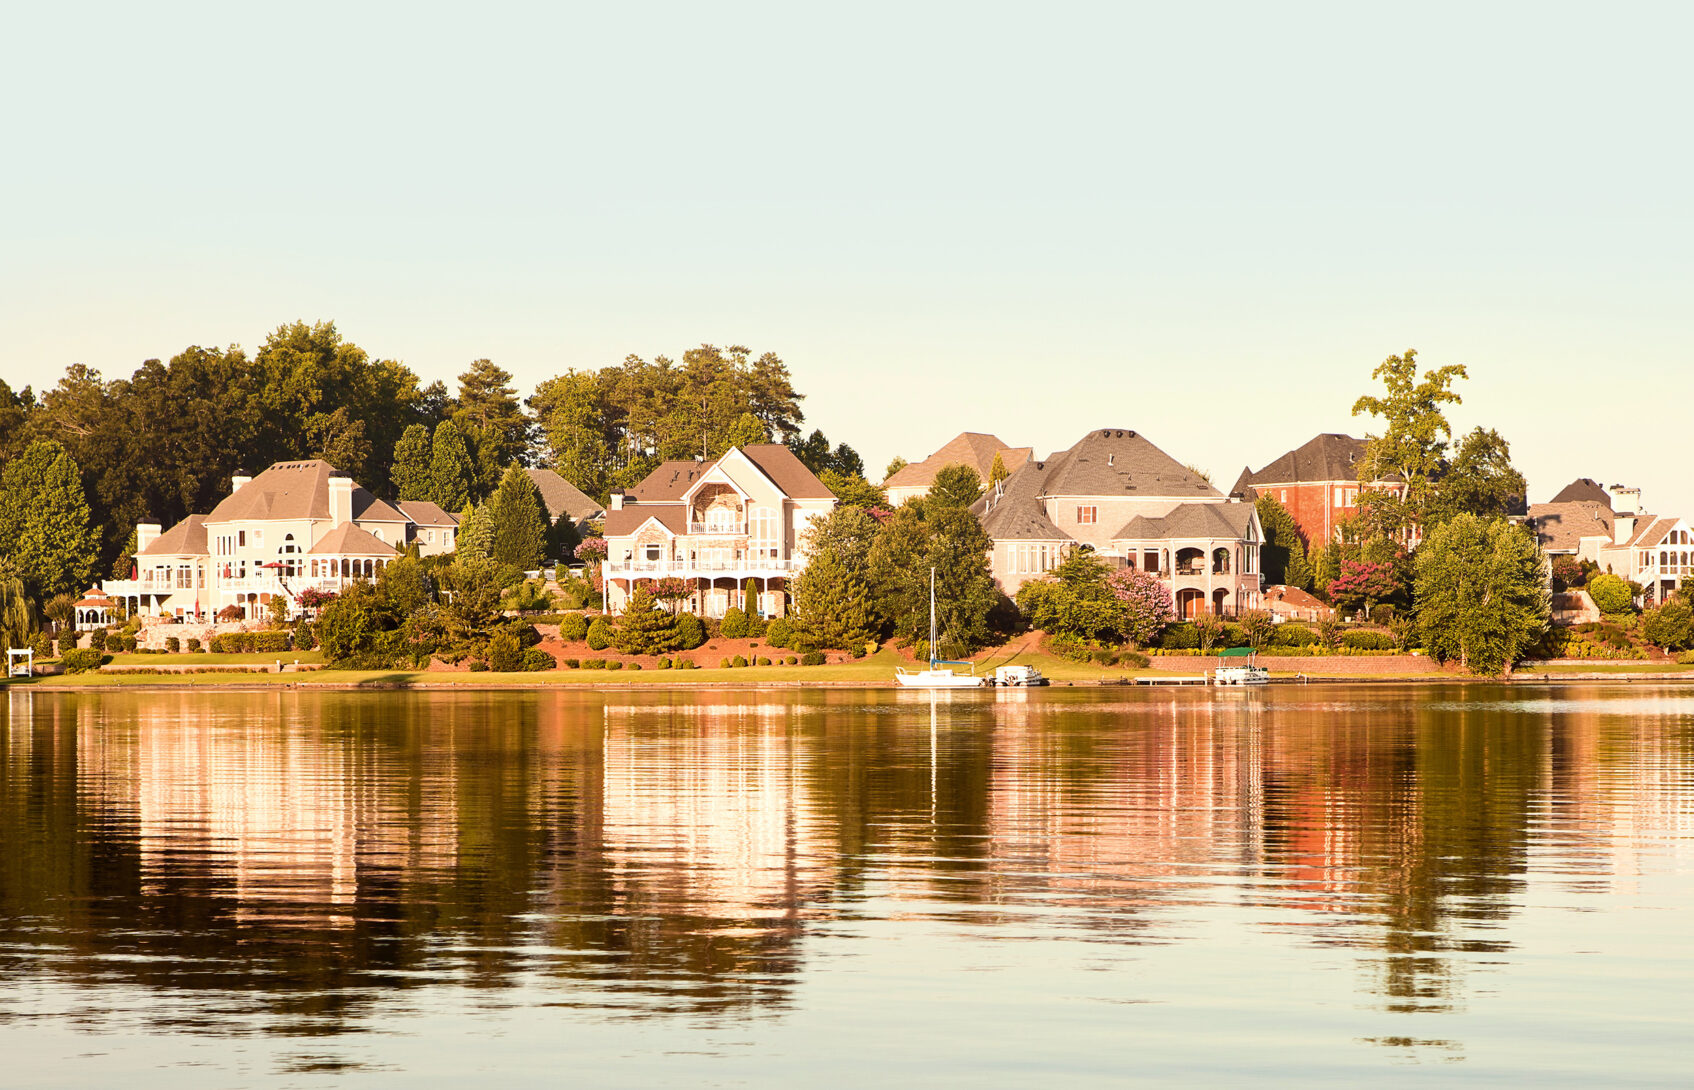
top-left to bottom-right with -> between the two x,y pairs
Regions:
238,530 -> 246,548
1076,505 -> 1097,525
1334,486 -> 1345,506
645,544 -> 662,562
426,529 -> 436,544
750,505 -> 776,543
705,506 -> 739,532
252,529 -> 263,547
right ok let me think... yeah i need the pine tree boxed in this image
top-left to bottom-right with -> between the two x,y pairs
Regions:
792,551 -> 876,650
0,439 -> 99,602
987,451 -> 1009,487
391,423 -> 434,501
112,527 -> 138,580
488,465 -> 547,570
430,420 -> 475,512
614,587 -> 683,655
456,503 -> 492,559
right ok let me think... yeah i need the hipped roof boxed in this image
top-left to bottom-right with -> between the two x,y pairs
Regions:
206,460 -> 405,524
885,432 -> 1033,489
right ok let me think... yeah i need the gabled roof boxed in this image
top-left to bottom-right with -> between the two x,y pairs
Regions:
1235,434 -> 1366,493
307,523 -> 398,556
626,445 -> 834,504
1264,585 -> 1331,612
971,461 -> 1071,542
1113,502 -> 1256,541
1037,429 -> 1219,500
140,514 -> 208,557
885,432 -> 1033,489
526,468 -> 604,521
602,506 -> 689,538
1628,516 -> 1679,549
205,460 -> 405,524
1549,477 -> 1613,508
396,500 -> 458,527
1525,502 -> 1614,552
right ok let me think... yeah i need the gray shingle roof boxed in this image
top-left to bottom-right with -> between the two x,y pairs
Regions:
1113,502 -> 1255,541
1038,429 -> 1220,499
885,432 -> 1033,489
1235,434 -> 1366,493
972,461 -> 1071,542
525,468 -> 604,522
204,460 -> 405,524
140,514 -> 208,557
396,500 -> 458,527
1525,502 -> 1613,552
1549,478 -> 1612,508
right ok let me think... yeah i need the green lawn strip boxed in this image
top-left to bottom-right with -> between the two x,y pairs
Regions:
104,651 -> 326,666
1517,662 -> 1694,675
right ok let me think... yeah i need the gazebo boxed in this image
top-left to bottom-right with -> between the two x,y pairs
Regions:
74,587 -> 115,628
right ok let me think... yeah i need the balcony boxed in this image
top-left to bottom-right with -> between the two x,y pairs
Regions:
687,521 -> 746,535
605,557 -> 800,577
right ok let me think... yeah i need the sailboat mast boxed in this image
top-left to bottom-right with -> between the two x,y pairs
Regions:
929,567 -> 938,666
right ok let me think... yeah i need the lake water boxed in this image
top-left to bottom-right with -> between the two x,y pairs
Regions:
1,684 -> 1690,1087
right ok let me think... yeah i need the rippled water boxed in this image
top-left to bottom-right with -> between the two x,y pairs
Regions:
2,684 -> 1691,1087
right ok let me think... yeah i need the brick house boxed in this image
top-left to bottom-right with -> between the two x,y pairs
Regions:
1231,433 -> 1368,548
974,428 -> 1263,617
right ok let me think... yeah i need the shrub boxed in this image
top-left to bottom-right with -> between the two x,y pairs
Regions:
562,657 -> 581,669
1120,649 -> 1151,668
719,657 -> 733,669
559,612 -> 590,642
1341,630 -> 1397,651
1157,622 -> 1200,650
1678,650 -> 1694,665
627,662 -> 642,671
293,622 -> 318,651
1270,624 -> 1319,648
756,656 -> 771,666
165,636 -> 181,653
1588,573 -> 1633,615
185,637 -> 202,654
252,631 -> 291,653
586,617 -> 612,650
800,651 -> 825,666
732,655 -> 748,668
785,655 -> 798,665
60,649 -> 107,673
674,658 -> 696,670
584,658 -> 607,669
1642,600 -> 1694,651
607,660 -> 624,671
488,630 -> 524,672
89,629 -> 107,651
674,612 -> 706,649
30,632 -> 51,660
765,616 -> 794,648
522,648 -> 554,671
56,634 -> 77,657
656,657 -> 671,670
468,659 -> 488,671
720,607 -> 749,639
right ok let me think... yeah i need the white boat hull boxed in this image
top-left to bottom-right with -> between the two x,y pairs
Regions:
896,669 -> 987,689
1213,666 -> 1270,686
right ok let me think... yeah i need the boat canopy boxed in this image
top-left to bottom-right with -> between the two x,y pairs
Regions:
1216,646 -> 1256,658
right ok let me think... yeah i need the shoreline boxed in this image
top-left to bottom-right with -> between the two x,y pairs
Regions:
10,667 -> 1694,693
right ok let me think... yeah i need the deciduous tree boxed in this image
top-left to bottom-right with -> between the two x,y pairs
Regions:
1352,348 -> 1467,541
0,439 -> 99,602
1414,514 -> 1550,675
927,464 -> 983,510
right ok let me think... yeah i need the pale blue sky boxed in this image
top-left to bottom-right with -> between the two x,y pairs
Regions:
3,3 -> 1689,512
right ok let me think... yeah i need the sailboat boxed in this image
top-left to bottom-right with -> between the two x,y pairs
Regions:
894,568 -> 987,689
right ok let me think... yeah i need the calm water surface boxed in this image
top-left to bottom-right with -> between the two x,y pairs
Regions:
1,684 -> 1691,1087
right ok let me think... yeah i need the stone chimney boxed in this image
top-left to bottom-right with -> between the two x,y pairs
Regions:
329,476 -> 354,527
136,523 -> 161,553
609,492 -> 625,511
230,475 -> 252,492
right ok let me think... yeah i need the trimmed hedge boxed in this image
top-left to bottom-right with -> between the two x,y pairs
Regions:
800,651 -> 825,666
60,649 -> 108,674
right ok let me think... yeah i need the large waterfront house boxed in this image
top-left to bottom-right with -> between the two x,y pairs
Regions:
1526,480 -> 1693,604
600,444 -> 836,618
974,428 -> 1264,617
101,460 -> 458,621
1231,433 -> 1368,547
883,432 -> 1033,507
526,467 -> 606,531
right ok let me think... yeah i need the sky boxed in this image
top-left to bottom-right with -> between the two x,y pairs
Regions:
3,2 -> 1690,512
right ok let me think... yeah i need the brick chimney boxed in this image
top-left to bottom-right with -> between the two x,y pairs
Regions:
329,476 -> 354,527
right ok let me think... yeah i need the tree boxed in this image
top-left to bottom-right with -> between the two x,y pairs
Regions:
1017,549 -> 1126,644
869,505 -> 998,657
456,503 -> 493,560
788,428 -> 862,477
454,359 -> 534,498
614,587 -> 683,654
721,412 -> 770,450
1254,494 -> 1311,589
111,527 -> 138,580
1238,610 -> 1274,650
1414,515 -> 1550,675
1105,566 -> 1176,646
818,470 -> 886,510
429,420 -> 477,512
0,439 -> 99,602
791,551 -> 877,650
0,562 -> 36,649
1588,573 -> 1633,615
884,456 -> 908,481
528,370 -> 616,503
987,451 -> 1010,488
1326,559 -> 1401,616
1430,426 -> 1527,524
488,465 -> 548,570
927,464 -> 983,510
1352,349 -> 1468,541
391,423 -> 433,501
1194,613 -> 1225,654
316,582 -> 404,668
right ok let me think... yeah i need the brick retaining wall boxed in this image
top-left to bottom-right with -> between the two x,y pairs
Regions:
1152,654 -> 1442,675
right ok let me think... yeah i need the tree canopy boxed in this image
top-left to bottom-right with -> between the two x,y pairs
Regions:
1352,348 -> 1466,541
1414,515 -> 1549,675
0,439 -> 99,602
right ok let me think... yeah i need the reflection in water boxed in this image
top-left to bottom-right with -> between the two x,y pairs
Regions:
2,684 -> 1691,1085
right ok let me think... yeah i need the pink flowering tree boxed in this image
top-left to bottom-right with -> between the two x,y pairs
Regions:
1105,567 -> 1176,647
648,575 -> 694,613
1325,559 -> 1400,616
575,537 -> 608,591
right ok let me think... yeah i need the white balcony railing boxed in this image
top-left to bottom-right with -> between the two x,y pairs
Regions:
687,521 -> 746,535
604,557 -> 800,577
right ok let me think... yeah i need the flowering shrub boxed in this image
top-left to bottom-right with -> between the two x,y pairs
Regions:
1104,567 -> 1176,646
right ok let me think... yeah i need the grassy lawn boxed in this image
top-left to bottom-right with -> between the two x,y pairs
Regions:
1517,662 -> 1694,675
103,651 -> 326,666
